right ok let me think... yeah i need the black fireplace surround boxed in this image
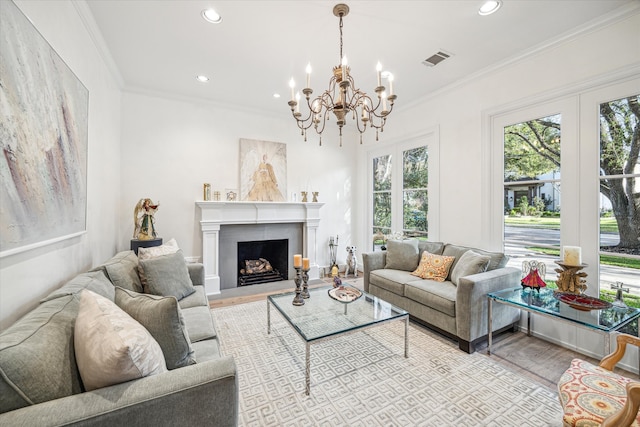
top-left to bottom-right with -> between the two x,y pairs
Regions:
237,239 -> 288,286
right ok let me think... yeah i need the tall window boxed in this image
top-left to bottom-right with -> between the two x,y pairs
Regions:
371,143 -> 430,251
372,154 -> 392,250
403,146 -> 428,239
503,114 -> 561,282
598,95 -> 640,295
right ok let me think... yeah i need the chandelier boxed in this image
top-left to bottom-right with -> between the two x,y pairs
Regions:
287,3 -> 396,146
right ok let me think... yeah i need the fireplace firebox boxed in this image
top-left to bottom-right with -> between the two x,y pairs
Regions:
237,239 -> 288,286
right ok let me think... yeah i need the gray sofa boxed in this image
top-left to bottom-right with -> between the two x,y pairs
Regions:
0,250 -> 237,426
362,240 -> 521,353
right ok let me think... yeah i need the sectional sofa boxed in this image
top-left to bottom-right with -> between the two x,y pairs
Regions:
0,249 -> 237,426
362,240 -> 521,353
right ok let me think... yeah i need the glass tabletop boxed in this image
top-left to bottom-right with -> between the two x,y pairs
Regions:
268,286 -> 408,342
489,287 -> 640,332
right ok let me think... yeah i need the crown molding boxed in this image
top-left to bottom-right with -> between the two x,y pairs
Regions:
400,2 -> 640,113
71,0 -> 124,88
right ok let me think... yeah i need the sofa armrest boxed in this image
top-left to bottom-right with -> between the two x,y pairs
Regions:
0,356 -> 238,427
188,263 -> 205,287
361,251 -> 387,292
455,267 -> 521,343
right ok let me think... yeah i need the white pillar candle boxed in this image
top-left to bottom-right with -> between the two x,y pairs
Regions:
563,246 -> 582,266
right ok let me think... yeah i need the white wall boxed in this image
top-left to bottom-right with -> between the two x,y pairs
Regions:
354,11 -> 640,252
119,92 -> 359,270
0,0 -> 122,330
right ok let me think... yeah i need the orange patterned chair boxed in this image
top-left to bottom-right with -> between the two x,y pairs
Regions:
558,333 -> 640,427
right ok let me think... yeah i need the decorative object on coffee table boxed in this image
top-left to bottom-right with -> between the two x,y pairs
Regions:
554,261 -> 588,294
520,260 -> 546,292
292,254 -> 304,305
301,257 -> 310,299
328,285 -> 362,303
333,276 -> 342,288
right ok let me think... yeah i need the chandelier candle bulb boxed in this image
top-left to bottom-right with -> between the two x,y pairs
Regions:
388,74 -> 394,96
563,246 -> 582,266
289,78 -> 295,101
302,258 -> 310,269
377,62 -> 382,87
293,254 -> 302,268
306,63 -> 311,89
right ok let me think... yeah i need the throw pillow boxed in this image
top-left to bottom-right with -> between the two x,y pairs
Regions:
138,238 -> 180,289
74,290 -> 167,391
115,287 -> 196,370
450,250 -> 491,286
138,238 -> 180,260
410,251 -> 455,282
139,250 -> 196,300
91,251 -> 143,293
384,239 -> 420,271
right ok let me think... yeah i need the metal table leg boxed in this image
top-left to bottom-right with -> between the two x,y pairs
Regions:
488,297 -> 493,355
404,316 -> 409,358
305,342 -> 310,396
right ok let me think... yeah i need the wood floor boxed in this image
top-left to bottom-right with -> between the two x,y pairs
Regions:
209,276 -> 639,391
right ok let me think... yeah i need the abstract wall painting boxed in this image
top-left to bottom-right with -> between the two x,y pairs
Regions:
0,1 -> 89,257
239,139 -> 287,202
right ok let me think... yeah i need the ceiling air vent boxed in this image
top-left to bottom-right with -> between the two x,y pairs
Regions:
422,50 -> 453,67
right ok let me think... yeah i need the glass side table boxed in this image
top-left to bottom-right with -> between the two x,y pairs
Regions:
487,287 -> 640,372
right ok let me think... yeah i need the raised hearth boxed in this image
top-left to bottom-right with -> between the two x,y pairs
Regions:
196,201 -> 323,296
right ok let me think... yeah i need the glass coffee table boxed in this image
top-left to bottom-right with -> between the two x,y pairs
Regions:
488,287 -> 640,369
267,286 -> 409,395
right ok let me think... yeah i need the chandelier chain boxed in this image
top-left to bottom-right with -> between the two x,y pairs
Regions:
339,14 -> 343,63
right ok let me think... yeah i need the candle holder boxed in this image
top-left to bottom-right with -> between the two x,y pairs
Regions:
301,191 -> 308,202
312,192 -> 319,202
292,266 -> 305,305
301,268 -> 310,298
554,261 -> 588,294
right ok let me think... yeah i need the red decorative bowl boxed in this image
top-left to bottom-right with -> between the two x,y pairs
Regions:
554,292 -> 612,311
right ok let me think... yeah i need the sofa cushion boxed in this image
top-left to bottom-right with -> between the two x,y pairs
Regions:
384,239 -> 420,271
369,269 -> 413,296
443,244 -> 508,275
115,287 -> 196,370
0,296 -> 83,414
450,250 -> 491,286
182,306 -> 218,343
191,338 -> 222,363
178,285 -> 208,309
75,290 -> 167,391
41,270 -> 115,302
411,251 -> 455,282
405,280 -> 457,317
139,250 -> 196,300
91,250 -> 143,293
418,241 -> 445,257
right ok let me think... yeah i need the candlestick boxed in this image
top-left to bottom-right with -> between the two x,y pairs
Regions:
292,266 -> 304,305
305,63 -> 311,89
293,254 -> 302,268
289,78 -> 295,101
376,62 -> 382,87
301,268 -> 310,299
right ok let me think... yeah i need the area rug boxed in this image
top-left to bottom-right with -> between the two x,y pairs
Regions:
212,300 -> 562,426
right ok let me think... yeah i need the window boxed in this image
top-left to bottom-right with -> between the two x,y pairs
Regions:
598,95 -> 640,297
503,114 -> 562,283
403,146 -> 428,239
369,133 -> 437,251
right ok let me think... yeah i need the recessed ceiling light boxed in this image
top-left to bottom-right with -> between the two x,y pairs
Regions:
202,8 -> 222,24
273,93 -> 281,98
196,75 -> 210,83
478,0 -> 502,16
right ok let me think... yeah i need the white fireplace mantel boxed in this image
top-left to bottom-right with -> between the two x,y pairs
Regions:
196,201 -> 324,296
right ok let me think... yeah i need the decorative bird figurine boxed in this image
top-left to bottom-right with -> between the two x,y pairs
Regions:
333,276 -> 342,288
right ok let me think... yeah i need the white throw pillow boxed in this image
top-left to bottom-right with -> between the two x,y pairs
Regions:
74,290 -> 167,391
137,238 -> 179,260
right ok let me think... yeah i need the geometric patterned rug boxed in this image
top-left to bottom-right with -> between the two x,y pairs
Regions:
212,300 -> 563,426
